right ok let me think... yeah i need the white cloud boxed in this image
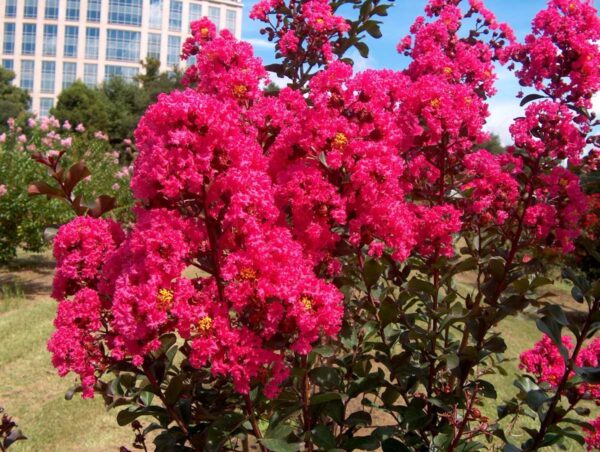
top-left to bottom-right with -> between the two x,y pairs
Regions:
485,98 -> 521,145
246,38 -> 275,50
269,75 -> 292,88
346,49 -> 375,73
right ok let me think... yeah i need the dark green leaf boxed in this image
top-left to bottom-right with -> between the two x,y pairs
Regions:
355,41 -> 369,58
309,367 -> 341,390
363,258 -> 384,287
164,375 -> 184,406
311,425 -> 336,450
310,392 -> 341,405
519,93 -> 546,107
345,411 -> 372,427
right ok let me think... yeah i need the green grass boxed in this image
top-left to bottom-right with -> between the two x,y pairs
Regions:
0,296 -> 131,452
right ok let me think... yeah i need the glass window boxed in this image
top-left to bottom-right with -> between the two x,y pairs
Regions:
167,35 -> 181,66
87,0 -> 102,22
2,60 -> 14,71
105,65 -> 139,82
3,23 -> 16,54
149,0 -> 163,29
5,0 -> 17,18
209,7 -> 221,30
40,98 -> 54,118
85,27 -> 100,59
226,10 -> 237,34
20,60 -> 35,91
24,0 -> 38,18
43,25 -> 58,56
186,55 -> 197,67
22,24 -> 37,56
84,63 -> 98,87
64,26 -> 79,58
106,29 -> 141,62
109,0 -> 143,26
66,0 -> 81,21
147,33 -> 161,59
189,3 -> 202,25
45,0 -> 59,19
169,1 -> 183,31
41,61 -> 56,93
63,62 -> 77,89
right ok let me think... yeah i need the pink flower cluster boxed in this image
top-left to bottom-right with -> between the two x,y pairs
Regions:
585,417 -> 600,451
48,217 -> 125,397
504,0 -> 600,109
520,335 -> 600,450
250,0 -> 349,63
181,18 -> 267,102
520,335 -> 600,401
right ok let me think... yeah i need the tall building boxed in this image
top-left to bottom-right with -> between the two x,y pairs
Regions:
0,0 -> 243,117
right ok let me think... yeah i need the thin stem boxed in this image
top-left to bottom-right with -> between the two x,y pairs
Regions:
301,356 -> 314,452
427,141 -> 447,400
142,364 -> 189,436
448,384 -> 479,451
243,394 -> 267,452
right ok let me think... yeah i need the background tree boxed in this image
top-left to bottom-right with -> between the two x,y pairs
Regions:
51,81 -> 110,133
100,77 -> 149,146
0,68 -> 30,130
479,133 -> 505,154
135,57 -> 183,104
52,61 -> 182,146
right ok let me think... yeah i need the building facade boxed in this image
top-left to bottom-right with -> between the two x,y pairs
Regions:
0,0 -> 242,116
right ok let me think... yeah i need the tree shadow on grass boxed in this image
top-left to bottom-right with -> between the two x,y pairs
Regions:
0,252 -> 54,300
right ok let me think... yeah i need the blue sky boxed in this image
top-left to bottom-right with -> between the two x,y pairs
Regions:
237,0 -> 569,144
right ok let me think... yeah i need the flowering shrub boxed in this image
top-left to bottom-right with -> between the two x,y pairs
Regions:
0,116 -> 132,264
37,0 -> 600,450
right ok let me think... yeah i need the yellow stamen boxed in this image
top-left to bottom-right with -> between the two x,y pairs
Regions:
239,267 -> 258,281
430,98 -> 441,109
443,66 -> 453,75
200,27 -> 210,38
299,295 -> 313,311
559,178 -> 569,187
198,316 -> 213,333
232,84 -> 248,98
157,288 -> 174,309
332,132 -> 348,150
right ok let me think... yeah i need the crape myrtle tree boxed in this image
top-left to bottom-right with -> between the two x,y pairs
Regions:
29,0 -> 600,450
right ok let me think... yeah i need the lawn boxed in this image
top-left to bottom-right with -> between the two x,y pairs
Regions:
0,253 -> 592,451
0,253 -> 131,451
